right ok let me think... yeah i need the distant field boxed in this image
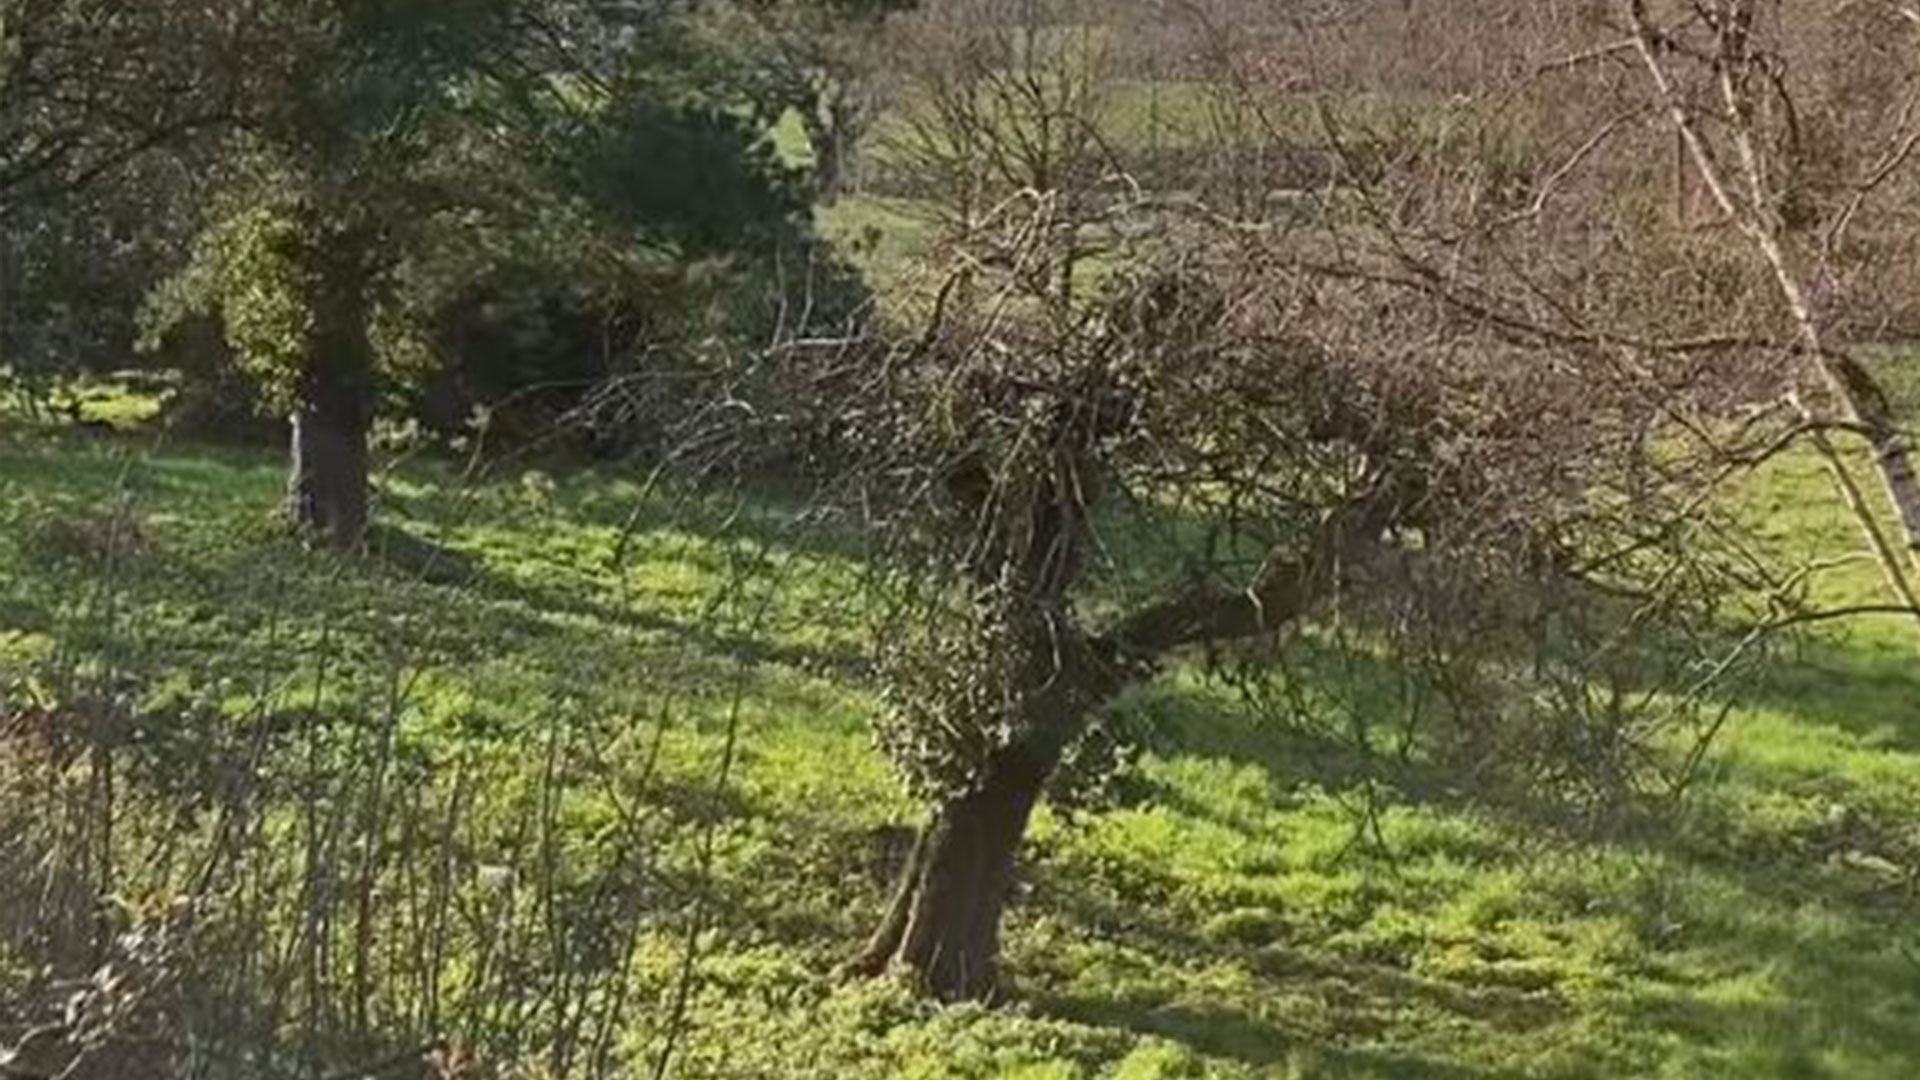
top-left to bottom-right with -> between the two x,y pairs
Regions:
795,72 -> 1407,317
3,405 -> 1917,1076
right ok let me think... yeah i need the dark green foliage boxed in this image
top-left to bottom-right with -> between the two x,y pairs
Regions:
0,146 -> 200,412
1,196 -> 150,393
6,0 -> 868,474
0,0 -> 233,212
576,101 -> 811,256
406,271 -> 636,442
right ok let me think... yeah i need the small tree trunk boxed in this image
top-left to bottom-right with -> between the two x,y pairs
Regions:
805,113 -> 847,204
286,262 -> 372,551
851,739 -> 1059,1000
807,85 -> 869,204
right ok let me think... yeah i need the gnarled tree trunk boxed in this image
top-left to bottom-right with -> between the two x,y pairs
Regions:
850,735 -> 1067,1000
286,260 -> 372,550
846,486 -> 1392,999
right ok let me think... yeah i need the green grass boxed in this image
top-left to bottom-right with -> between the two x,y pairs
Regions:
817,195 -> 939,311
3,414 -> 1917,1078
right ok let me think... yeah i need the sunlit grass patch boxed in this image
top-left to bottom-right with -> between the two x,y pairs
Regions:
2,419 -> 1918,1076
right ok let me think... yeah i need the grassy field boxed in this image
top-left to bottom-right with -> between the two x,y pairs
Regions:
2,411 -> 1917,1078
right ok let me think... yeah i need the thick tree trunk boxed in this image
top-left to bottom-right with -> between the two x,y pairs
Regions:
286,262 -> 372,551
851,738 -> 1060,1000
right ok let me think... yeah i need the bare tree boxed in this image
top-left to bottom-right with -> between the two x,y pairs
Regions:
1618,0 -> 1920,618
673,0 -> 1806,999
1230,0 -> 1920,625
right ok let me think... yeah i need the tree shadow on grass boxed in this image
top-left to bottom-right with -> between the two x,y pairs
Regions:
385,457 -> 883,570
1,431 -> 876,682
1016,640 -> 1920,1077
1728,632 -> 1920,753
367,474 -> 875,678
1028,856 -> 1918,1076
1040,994 -> 1534,1080
1019,821 -> 1572,1074
1620,917 -> 1920,1079
444,562 -> 870,679
365,521 -> 485,587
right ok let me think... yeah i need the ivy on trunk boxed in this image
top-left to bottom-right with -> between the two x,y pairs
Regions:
851,737 -> 1058,998
852,484 -> 1397,999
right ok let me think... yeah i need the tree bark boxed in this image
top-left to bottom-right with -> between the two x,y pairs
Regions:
805,111 -> 849,203
286,260 -> 372,551
806,82 -> 870,204
850,736 -> 1063,1000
